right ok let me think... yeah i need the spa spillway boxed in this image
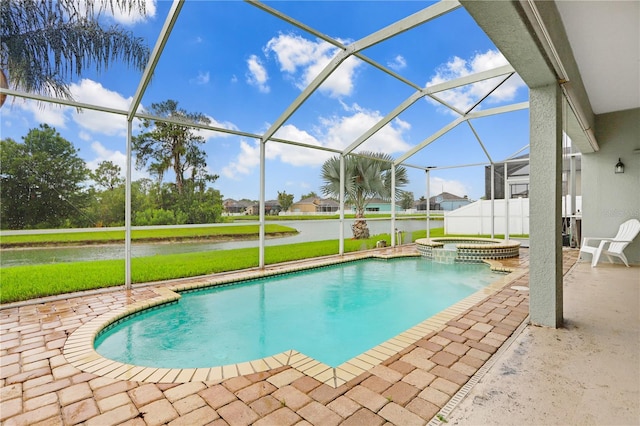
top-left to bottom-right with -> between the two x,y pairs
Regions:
416,237 -> 520,264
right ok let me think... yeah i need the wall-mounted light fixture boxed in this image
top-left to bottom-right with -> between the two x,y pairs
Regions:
615,158 -> 625,174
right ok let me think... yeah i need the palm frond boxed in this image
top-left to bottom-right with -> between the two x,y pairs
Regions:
320,151 -> 409,216
1,0 -> 150,100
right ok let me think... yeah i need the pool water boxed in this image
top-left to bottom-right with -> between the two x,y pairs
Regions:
95,258 -> 497,368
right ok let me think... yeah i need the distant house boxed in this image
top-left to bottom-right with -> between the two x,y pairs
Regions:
290,197 -> 340,214
414,198 -> 435,211
290,197 -> 317,213
429,192 -> 472,211
245,200 -> 281,215
316,198 -> 339,213
414,193 -> 471,211
485,154 -> 582,199
484,156 -> 530,199
223,199 -> 252,215
265,200 -> 281,215
350,198 -> 403,213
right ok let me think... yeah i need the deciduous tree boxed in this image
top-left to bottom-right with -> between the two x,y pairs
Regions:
299,191 -> 318,201
399,191 -> 414,210
0,125 -> 89,229
91,160 -> 124,191
277,191 -> 294,212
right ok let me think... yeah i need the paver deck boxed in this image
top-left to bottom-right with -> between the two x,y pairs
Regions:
0,246 -> 579,425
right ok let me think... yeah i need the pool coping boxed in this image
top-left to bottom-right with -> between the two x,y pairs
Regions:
62,252 -> 526,389
415,237 -> 522,249
415,237 -> 521,264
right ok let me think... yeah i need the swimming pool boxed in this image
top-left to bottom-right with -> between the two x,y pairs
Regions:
94,258 -> 497,369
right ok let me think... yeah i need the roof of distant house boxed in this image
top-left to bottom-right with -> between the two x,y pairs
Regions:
223,199 -> 253,207
292,196 -> 320,205
430,192 -> 469,202
292,196 -> 340,206
316,198 -> 339,207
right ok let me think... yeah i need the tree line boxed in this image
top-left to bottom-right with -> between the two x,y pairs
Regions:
0,121 -> 223,229
1,0 -> 413,238
1,121 -> 413,239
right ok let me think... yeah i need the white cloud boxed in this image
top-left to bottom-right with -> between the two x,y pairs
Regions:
222,104 -> 411,177
264,33 -> 362,98
69,79 -> 133,136
11,79 -> 135,134
191,71 -> 210,85
246,55 -> 270,93
222,139 -> 262,179
87,141 -> 124,173
87,141 -> 149,181
106,0 -> 156,25
273,125 -> 333,165
70,79 -> 132,110
388,55 -> 407,71
221,127 -> 330,180
319,104 -> 412,154
79,131 -> 92,141
195,115 -> 239,141
430,176 -> 469,198
15,99 -> 70,128
426,49 -> 525,114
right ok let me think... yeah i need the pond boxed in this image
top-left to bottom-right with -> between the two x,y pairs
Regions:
1,219 -> 440,267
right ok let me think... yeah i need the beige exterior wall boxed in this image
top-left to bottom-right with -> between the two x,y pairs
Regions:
583,108 -> 640,264
290,202 -> 317,213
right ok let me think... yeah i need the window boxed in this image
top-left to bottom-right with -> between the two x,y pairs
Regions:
510,183 -> 529,198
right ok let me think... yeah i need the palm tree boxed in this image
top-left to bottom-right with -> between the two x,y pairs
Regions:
0,0 -> 150,108
321,151 -> 409,239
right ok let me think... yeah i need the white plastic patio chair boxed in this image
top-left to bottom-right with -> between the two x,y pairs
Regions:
579,218 -> 640,267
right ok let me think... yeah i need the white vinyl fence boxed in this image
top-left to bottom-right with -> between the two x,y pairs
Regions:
444,196 -> 582,235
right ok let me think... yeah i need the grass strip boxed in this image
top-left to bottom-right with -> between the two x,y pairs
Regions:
0,228 -> 532,304
1,229 -> 446,304
0,224 -> 296,247
237,213 -> 444,221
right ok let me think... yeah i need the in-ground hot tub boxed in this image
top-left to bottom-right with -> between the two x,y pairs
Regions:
415,237 -> 520,264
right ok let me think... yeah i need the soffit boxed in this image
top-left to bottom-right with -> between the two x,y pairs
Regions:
556,1 -> 640,115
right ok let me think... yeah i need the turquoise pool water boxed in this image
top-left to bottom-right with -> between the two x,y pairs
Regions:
95,258 -> 497,368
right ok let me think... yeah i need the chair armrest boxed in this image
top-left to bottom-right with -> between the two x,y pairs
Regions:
582,237 -> 611,244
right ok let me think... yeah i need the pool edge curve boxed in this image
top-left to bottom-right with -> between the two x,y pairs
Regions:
63,251 -> 526,388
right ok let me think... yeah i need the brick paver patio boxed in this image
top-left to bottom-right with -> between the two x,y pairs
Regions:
0,247 -> 579,425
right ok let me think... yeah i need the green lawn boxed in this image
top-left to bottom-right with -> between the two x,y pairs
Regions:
0,224 -> 296,247
0,227 -> 529,304
0,229 -> 447,304
238,213 -> 444,221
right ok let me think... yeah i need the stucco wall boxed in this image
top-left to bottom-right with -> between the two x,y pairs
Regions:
582,108 -> 640,264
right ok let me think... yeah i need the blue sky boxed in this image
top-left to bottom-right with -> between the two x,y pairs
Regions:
0,1 -> 530,202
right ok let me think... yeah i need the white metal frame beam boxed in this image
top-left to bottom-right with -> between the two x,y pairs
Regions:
0,0 -> 538,280
343,64 -> 516,156
394,101 -> 529,167
247,0 -> 461,95
259,0 -> 461,145
128,0 -> 184,121
395,117 -> 466,165
124,0 -> 185,289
